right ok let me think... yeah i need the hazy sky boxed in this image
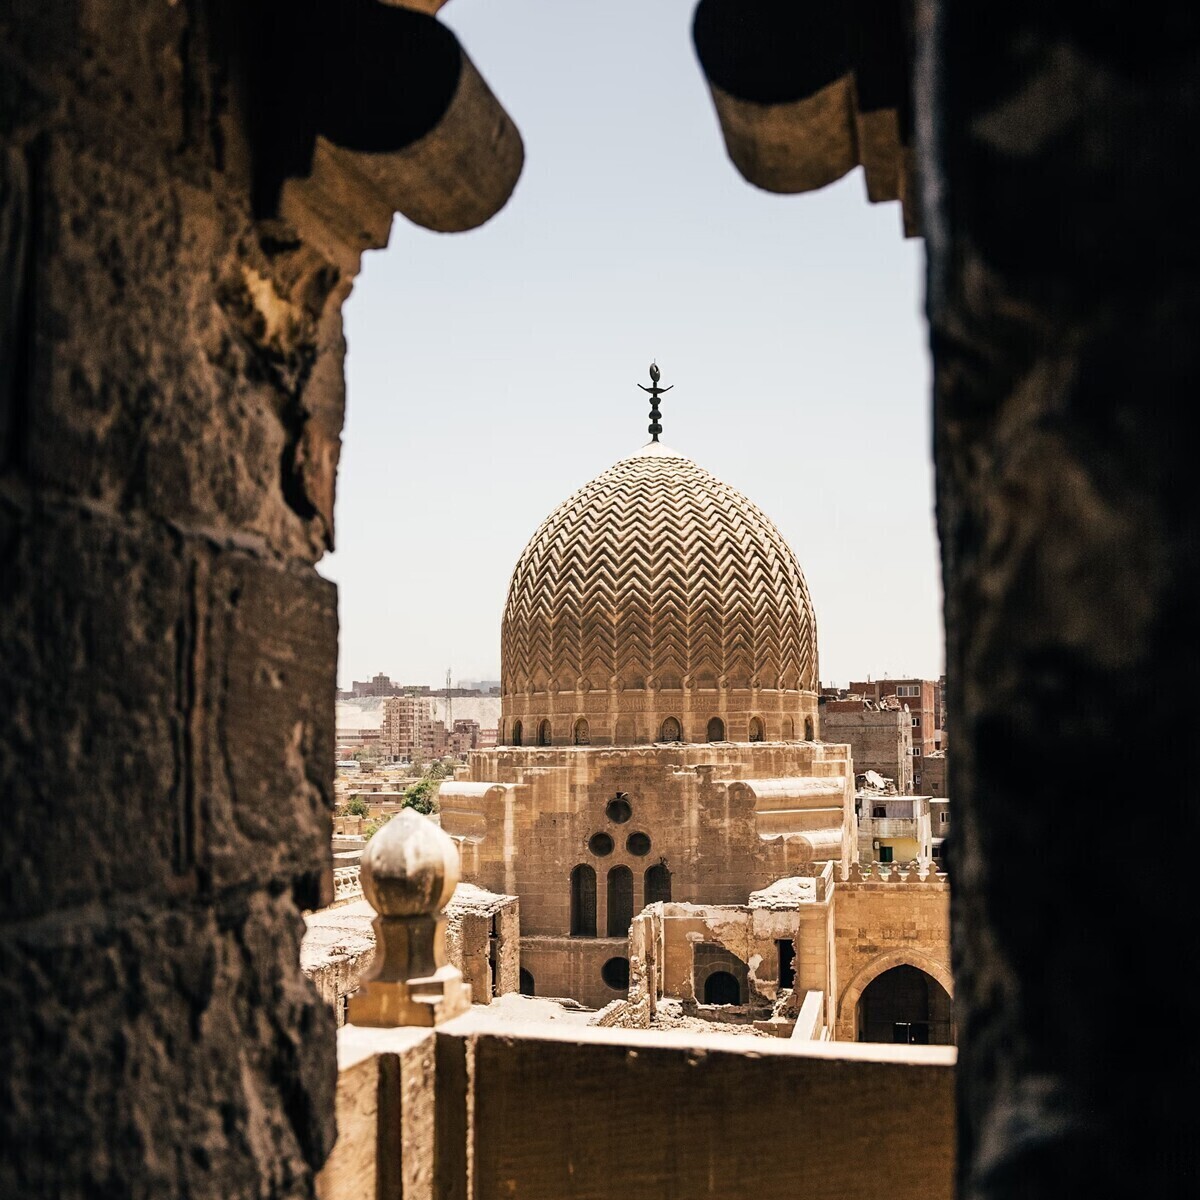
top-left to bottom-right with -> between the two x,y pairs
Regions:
320,0 -> 943,692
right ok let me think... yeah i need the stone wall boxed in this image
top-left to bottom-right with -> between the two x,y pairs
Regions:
0,4 -> 519,1195
1,7 -> 343,1193
823,708 -> 915,792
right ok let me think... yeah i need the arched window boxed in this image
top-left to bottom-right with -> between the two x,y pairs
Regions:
607,865 -> 633,936
706,716 -> 725,742
645,862 -> 672,905
570,864 -> 596,937
573,718 -> 590,745
518,969 -> 535,996
804,716 -> 815,741
512,720 -> 523,747
538,719 -> 552,746
704,971 -> 741,1005
748,716 -> 765,742
659,716 -> 682,742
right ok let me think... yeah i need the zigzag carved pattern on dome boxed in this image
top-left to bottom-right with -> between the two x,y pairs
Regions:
501,452 -> 818,698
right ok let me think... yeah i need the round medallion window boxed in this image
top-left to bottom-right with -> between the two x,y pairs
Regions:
626,832 -> 651,856
588,832 -> 614,856
606,795 -> 632,824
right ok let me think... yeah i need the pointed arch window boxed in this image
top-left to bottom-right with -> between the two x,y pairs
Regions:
573,718 -> 590,745
706,717 -> 725,742
538,719 -> 552,746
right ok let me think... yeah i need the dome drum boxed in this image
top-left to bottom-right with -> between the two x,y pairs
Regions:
502,691 -> 818,748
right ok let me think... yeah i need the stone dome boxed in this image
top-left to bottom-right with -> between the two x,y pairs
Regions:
500,443 -> 820,746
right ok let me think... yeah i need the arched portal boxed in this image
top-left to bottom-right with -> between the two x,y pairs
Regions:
748,716 -> 764,742
645,862 -> 672,904
659,716 -> 682,742
569,864 -> 596,937
804,716 -> 814,740
707,716 -> 725,742
607,865 -> 633,936
704,971 -> 741,1005
573,717 -> 590,745
538,719 -> 552,746
511,720 -> 522,746
857,964 -> 954,1044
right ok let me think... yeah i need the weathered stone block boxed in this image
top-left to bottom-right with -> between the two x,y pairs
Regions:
0,505 -> 185,921
198,552 -> 336,903
0,890 -> 335,1200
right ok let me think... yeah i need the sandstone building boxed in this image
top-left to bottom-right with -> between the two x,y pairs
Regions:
439,416 -> 951,1027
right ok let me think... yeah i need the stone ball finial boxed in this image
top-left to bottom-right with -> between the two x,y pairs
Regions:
360,809 -> 459,918
348,809 -> 471,1027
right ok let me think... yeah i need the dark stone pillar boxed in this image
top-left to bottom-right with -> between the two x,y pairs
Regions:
1,4 -> 346,1194
920,3 -> 1200,1195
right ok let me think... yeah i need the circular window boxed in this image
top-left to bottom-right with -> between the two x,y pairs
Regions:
588,832 -> 614,856
626,832 -> 651,856
605,795 -> 632,824
601,956 -> 630,990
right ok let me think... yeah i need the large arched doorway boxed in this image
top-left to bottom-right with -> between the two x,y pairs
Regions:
704,971 -> 741,1005
857,964 -> 954,1044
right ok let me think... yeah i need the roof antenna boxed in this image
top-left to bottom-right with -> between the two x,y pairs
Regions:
637,361 -> 673,442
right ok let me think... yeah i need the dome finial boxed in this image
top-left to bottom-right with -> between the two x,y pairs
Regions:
637,361 -> 673,443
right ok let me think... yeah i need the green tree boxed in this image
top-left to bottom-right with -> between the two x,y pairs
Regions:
343,795 -> 369,817
402,777 -> 438,815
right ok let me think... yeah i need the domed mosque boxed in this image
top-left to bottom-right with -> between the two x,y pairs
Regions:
440,366 -> 862,1010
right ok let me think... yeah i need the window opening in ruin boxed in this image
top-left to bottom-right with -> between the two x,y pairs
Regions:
659,717 -> 682,742
626,831 -> 651,856
707,716 -> 725,741
804,717 -> 815,740
777,939 -> 796,989
606,794 -> 632,823
601,956 -> 630,991
570,864 -> 597,936
704,971 -> 741,1005
873,806 -> 887,819
607,865 -> 633,935
645,862 -> 672,904
519,969 -> 535,996
512,720 -> 523,746
588,832 -> 614,856
574,718 -> 590,745
538,719 -> 552,746
748,717 -> 764,742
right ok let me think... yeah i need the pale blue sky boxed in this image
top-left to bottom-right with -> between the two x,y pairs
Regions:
320,0 -> 942,692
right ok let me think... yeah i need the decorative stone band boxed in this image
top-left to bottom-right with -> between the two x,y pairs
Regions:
836,861 -> 949,887
333,866 -> 364,903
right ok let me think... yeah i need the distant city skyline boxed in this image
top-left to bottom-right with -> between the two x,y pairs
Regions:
319,0 -> 943,692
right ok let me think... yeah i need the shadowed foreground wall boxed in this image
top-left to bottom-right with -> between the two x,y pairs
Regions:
921,2 -> 1200,1195
0,5 -> 343,1194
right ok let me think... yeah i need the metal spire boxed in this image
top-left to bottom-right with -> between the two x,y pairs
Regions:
637,361 -> 673,442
